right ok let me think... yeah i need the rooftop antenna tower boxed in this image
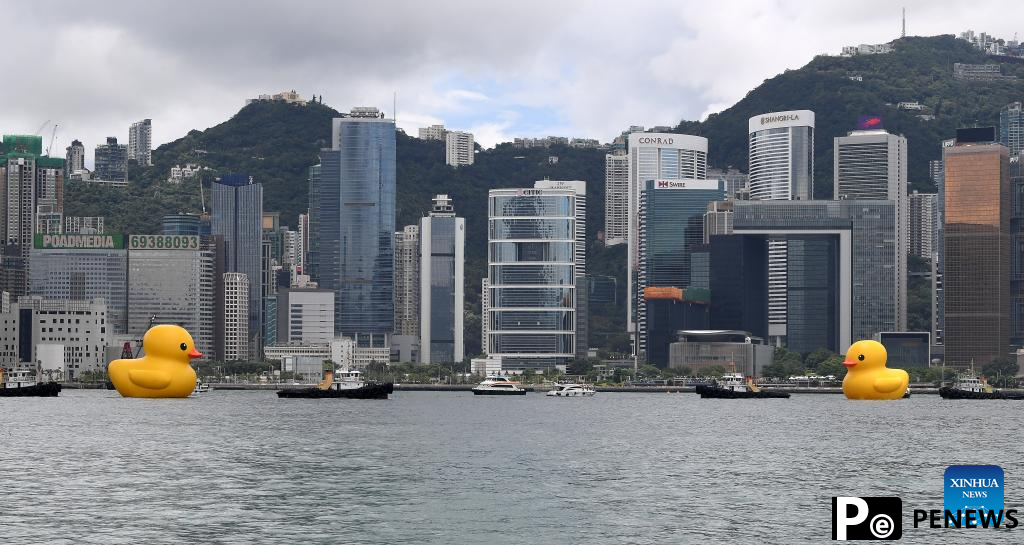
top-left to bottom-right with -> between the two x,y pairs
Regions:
901,7 -> 906,38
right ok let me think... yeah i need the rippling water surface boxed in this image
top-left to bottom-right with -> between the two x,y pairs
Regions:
2,390 -> 1022,544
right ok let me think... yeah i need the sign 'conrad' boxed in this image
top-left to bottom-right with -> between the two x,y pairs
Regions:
637,136 -> 674,145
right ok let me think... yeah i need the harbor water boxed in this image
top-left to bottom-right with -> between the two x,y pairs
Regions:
2,390 -> 1022,544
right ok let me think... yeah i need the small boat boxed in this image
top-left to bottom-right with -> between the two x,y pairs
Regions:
939,374 -> 1024,400
545,383 -> 596,397
277,369 -> 393,399
472,375 -> 527,395
0,367 -> 61,397
190,379 -> 211,397
695,373 -> 789,399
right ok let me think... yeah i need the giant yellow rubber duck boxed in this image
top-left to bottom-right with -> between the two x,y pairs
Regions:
842,340 -> 909,400
108,324 -> 201,398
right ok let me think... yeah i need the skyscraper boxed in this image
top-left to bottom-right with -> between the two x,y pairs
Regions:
535,180 -> 587,358
908,191 -> 939,259
30,232 -> 128,334
445,130 -> 474,167
128,119 -> 152,166
394,225 -> 420,337
626,133 -> 708,350
309,106 -> 396,339
1010,156 -> 1024,348
222,272 -> 249,361
943,133 -> 1010,368
1000,101 -> 1022,157
486,184 -> 582,371
212,174 -> 264,353
94,137 -> 127,182
637,179 -> 724,358
127,234 -> 214,362
419,194 -> 465,364
747,110 -> 815,345
833,128 -> 908,331
65,139 -> 85,177
603,153 -> 629,246
1,135 -> 65,296
731,200 -> 898,353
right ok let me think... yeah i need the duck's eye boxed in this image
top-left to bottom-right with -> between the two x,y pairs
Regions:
180,343 -> 188,351
858,354 -> 865,361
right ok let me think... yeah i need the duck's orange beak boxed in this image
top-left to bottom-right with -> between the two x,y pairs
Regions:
188,349 -> 203,359
843,359 -> 857,369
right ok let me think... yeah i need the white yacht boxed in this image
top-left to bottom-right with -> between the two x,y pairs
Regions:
472,376 -> 527,396
545,383 -> 596,397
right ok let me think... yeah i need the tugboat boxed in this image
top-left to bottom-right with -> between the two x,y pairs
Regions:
472,375 -> 527,395
0,366 -> 61,397
695,373 -> 790,399
277,369 -> 394,399
939,373 -> 1024,400
545,383 -> 596,397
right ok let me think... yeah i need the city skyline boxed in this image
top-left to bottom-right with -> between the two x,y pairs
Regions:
7,1 -> 1024,161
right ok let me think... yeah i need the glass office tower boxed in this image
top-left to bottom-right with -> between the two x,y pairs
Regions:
487,186 -> 580,370
625,133 -> 708,351
747,110 -> 815,346
943,142 -> 1010,368
637,178 -> 724,356
732,200 -> 897,354
309,107 -> 396,338
212,174 -> 264,352
419,195 -> 465,364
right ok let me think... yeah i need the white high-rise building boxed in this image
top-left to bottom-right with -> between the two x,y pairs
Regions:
604,153 -> 629,246
748,110 -> 815,344
626,133 -> 708,349
833,128 -> 908,331
419,195 -> 465,364
535,180 -> 587,358
418,124 -> 447,141
128,119 -> 152,166
445,131 -> 474,167
909,191 -> 939,260
486,182 -> 585,370
223,272 -> 250,361
394,225 -> 420,337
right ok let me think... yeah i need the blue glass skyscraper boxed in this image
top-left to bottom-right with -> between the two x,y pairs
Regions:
212,174 -> 263,353
637,178 -> 724,357
310,107 -> 396,338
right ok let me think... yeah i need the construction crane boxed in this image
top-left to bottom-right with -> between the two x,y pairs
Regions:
34,119 -> 50,135
46,124 -> 59,156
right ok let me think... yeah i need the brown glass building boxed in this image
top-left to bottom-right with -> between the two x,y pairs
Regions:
943,143 -> 1010,368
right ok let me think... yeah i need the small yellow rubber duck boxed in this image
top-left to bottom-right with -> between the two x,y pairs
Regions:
842,340 -> 909,400
108,324 -> 201,398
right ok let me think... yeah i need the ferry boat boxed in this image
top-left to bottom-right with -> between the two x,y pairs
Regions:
0,366 -> 61,397
695,373 -> 790,399
545,383 -> 596,397
939,374 -> 1024,400
472,376 -> 527,395
277,369 -> 394,399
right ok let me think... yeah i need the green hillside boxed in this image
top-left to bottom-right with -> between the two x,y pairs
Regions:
676,35 -> 1024,195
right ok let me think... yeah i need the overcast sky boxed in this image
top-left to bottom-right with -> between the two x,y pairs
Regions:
5,1 -> 1021,165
